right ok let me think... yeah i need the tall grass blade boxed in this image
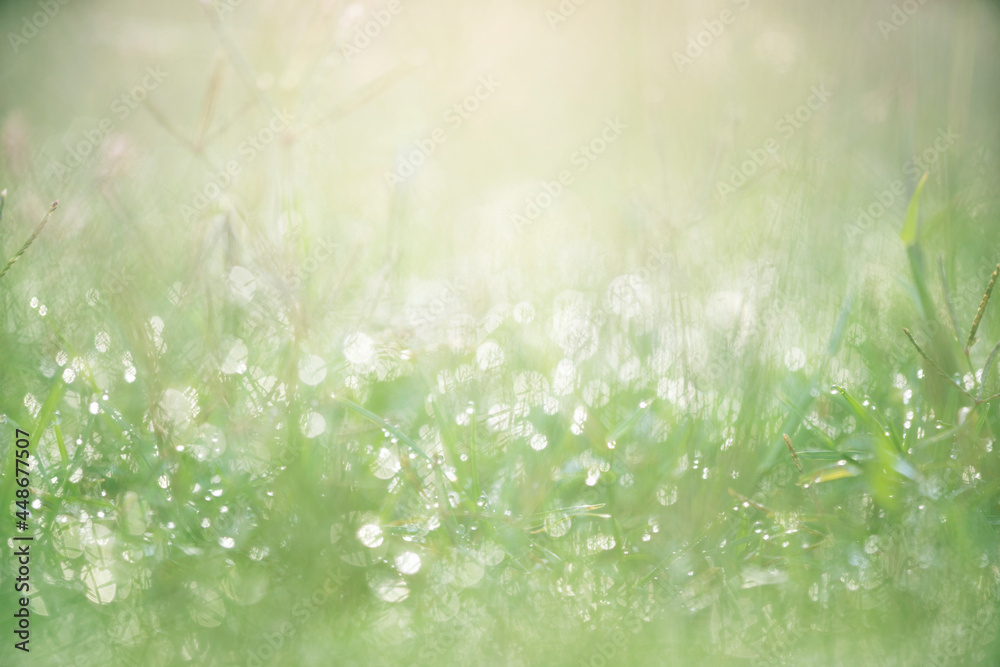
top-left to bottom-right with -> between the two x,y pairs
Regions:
899,172 -> 929,246
902,328 -> 974,400
938,254 -> 964,344
979,339 -> 1000,400
0,200 -> 57,282
336,397 -> 432,462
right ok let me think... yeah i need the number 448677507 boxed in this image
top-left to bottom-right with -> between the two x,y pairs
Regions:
14,429 -> 31,529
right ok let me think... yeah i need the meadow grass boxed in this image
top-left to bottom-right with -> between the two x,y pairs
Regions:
1,0 -> 1000,665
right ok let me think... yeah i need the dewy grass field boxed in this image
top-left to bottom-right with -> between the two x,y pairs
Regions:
1,0 -> 1000,665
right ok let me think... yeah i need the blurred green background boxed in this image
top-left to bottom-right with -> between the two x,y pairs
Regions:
2,0 -> 1000,664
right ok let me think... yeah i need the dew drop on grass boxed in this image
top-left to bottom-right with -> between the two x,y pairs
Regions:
190,585 -> 226,627
545,515 -> 571,538
344,332 -> 375,366
301,411 -> 326,438
357,523 -> 384,548
657,485 -> 678,506
82,565 -> 116,604
476,341 -> 504,371
298,354 -> 327,385
371,575 -> 409,603
587,534 -> 616,552
373,447 -> 401,479
395,551 -> 422,575
784,347 -> 806,371
220,338 -> 248,375
228,266 -> 256,303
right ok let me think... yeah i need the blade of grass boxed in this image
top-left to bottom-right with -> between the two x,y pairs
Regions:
786,433 -> 826,516
902,328 -> 975,401
899,171 -> 929,246
938,255 -> 967,347
782,434 -> 804,473
1,383 -> 65,526
833,385 -> 916,511
800,463 -> 862,485
469,402 -> 481,502
606,398 -> 653,444
53,423 -> 69,468
0,200 -> 57,281
796,450 -> 867,461
979,340 -> 1000,400
827,291 -> 854,356
335,397 -> 432,462
833,385 -> 891,443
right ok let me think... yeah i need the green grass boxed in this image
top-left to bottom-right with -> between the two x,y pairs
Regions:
2,0 -> 1000,665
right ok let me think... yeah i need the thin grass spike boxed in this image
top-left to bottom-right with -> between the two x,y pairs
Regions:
980,339 -> 1000,400
903,327 -> 976,400
967,263 -> 1000,352
938,255 -> 964,344
0,200 -> 57,282
783,433 -> 804,474
785,433 -> 826,516
0,188 -> 6,222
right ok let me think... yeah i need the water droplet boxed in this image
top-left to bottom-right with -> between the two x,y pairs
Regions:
395,551 -> 421,575
298,354 -> 327,386
357,523 -> 383,548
